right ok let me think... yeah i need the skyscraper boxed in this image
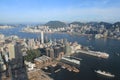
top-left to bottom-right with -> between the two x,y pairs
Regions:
49,48 -> 54,59
45,47 -> 54,59
65,43 -> 71,56
54,47 -> 60,58
14,42 -> 23,60
41,31 -> 44,44
7,43 -> 15,60
14,42 -> 24,67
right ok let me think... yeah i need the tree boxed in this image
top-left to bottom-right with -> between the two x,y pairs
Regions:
24,49 -> 41,62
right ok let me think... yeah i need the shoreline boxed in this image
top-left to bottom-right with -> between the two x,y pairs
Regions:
20,31 -> 120,40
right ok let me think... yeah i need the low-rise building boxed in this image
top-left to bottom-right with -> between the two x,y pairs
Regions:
34,55 -> 52,68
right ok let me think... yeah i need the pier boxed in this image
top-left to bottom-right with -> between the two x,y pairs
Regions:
58,56 -> 80,72
58,62 -> 80,73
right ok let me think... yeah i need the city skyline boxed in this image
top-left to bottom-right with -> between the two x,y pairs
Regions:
0,0 -> 120,23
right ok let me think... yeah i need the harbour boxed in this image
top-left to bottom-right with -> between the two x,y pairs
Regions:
0,27 -> 120,80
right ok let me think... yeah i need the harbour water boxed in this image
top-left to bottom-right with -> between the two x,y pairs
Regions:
0,26 -> 120,80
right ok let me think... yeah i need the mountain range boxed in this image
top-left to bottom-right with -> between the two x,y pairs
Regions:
43,21 -> 120,28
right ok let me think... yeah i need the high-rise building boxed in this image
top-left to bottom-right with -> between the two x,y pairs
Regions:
45,36 -> 48,43
14,42 -> 23,60
26,39 -> 36,49
0,48 -> 4,71
45,48 -> 50,56
45,47 -> 54,59
49,48 -> 54,59
41,31 -> 44,44
54,47 -> 60,58
65,43 -> 71,56
63,38 -> 67,45
7,43 -> 15,60
14,42 -> 24,67
60,45 -> 65,52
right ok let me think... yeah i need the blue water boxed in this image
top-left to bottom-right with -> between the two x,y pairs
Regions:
0,26 -> 120,80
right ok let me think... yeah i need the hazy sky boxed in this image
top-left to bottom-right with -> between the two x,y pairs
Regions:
0,0 -> 120,23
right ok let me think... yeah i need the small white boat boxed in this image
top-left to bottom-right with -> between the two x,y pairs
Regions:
116,53 -> 120,56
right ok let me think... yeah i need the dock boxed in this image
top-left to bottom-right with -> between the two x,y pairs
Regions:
58,56 -> 80,73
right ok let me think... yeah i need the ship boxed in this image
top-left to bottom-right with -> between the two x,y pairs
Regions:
89,51 -> 109,58
95,70 -> 115,78
76,50 -> 109,59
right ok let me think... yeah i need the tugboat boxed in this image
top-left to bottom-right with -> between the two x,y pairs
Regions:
95,70 -> 115,78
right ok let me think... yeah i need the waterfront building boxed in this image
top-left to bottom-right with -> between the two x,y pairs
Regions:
70,42 -> 82,54
0,34 -> 4,40
34,55 -> 52,68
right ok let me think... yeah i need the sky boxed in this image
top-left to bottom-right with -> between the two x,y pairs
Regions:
0,0 -> 120,23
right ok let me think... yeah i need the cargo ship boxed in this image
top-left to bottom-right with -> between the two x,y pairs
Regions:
95,70 -> 115,78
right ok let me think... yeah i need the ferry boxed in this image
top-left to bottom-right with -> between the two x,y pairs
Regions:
95,70 -> 115,78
